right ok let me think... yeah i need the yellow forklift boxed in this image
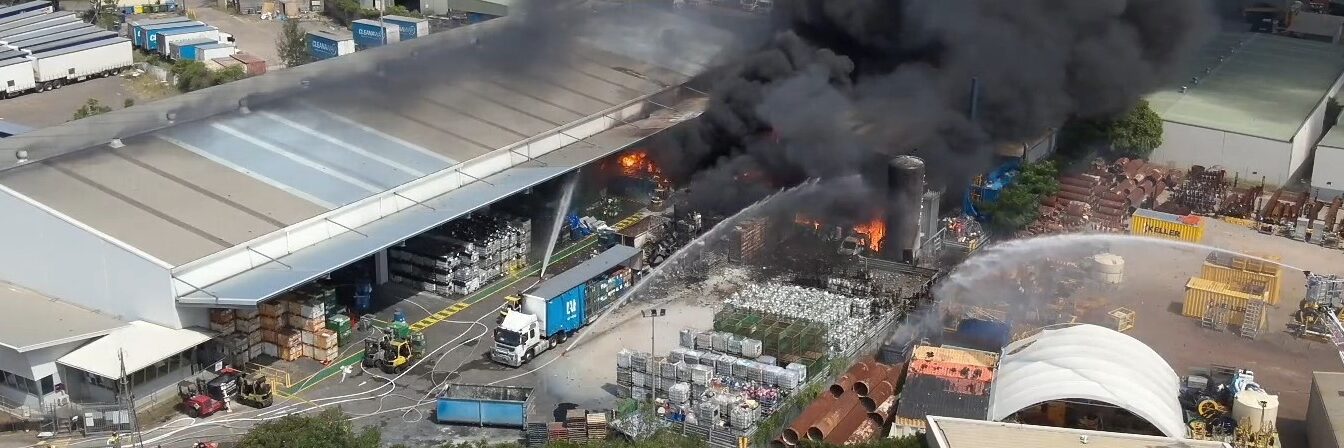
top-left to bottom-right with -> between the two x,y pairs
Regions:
498,294 -> 523,324
236,373 -> 273,409
378,329 -> 426,374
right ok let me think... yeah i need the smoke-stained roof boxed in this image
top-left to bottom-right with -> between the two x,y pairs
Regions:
1147,31 -> 1344,142
0,9 -> 735,267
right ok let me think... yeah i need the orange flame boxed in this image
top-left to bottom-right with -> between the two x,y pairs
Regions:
618,150 -> 660,176
794,214 -> 823,231
853,218 -> 886,252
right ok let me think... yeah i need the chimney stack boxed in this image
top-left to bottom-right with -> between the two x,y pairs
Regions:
884,156 -> 925,263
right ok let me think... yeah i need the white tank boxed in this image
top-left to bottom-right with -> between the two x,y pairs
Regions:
1092,253 -> 1125,284
1231,389 -> 1279,432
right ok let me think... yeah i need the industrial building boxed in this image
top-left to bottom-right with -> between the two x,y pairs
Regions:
1307,371 -> 1344,448
890,345 -> 999,434
428,0 -> 510,21
923,416 -> 1233,448
0,8 -> 728,412
1148,31 -> 1344,186
1311,118 -> 1344,200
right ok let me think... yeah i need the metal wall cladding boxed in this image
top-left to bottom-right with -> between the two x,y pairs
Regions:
1182,278 -> 1264,325
1130,213 -> 1205,243
1200,263 -> 1282,305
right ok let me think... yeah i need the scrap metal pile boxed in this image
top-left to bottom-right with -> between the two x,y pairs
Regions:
1165,165 -> 1227,216
389,213 -> 531,296
1024,158 -> 1184,237
722,283 -> 880,356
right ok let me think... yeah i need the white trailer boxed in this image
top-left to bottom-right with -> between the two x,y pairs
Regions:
155,28 -> 220,56
195,43 -> 236,61
0,57 -> 34,98
29,38 -> 132,91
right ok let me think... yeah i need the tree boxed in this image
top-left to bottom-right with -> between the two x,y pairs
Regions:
1106,100 -> 1163,158
85,0 -> 121,31
123,98 -> 135,108
72,98 -> 113,120
278,18 -> 313,68
171,61 -> 250,92
982,161 -> 1060,234
238,409 -> 381,448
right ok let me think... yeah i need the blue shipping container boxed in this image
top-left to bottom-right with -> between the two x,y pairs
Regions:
382,16 -> 426,41
150,25 -> 213,52
137,22 -> 202,48
544,284 -> 586,337
434,385 -> 530,428
351,20 -> 387,49
308,33 -> 339,60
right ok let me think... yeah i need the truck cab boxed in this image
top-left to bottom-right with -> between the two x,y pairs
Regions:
493,310 -> 547,367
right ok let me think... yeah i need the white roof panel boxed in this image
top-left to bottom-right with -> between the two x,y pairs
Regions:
0,282 -> 127,352
57,321 -> 212,379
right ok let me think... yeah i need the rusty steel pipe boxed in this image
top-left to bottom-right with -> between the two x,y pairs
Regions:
860,380 -> 895,412
782,393 -> 837,446
806,393 -> 860,441
817,399 -> 866,443
853,365 -> 890,397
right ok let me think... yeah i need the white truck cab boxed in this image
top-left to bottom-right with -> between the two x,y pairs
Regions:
492,310 -> 547,367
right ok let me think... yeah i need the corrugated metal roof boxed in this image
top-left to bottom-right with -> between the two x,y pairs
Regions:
0,281 -> 127,352
894,346 -> 997,423
1147,31 -> 1344,141
926,416 -> 1232,448
57,321 -> 211,379
528,244 -> 639,300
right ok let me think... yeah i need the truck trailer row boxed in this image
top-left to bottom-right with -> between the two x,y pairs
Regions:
309,14 -> 428,60
0,37 -> 133,99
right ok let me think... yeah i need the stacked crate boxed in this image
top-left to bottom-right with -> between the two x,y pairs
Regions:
326,314 -> 353,347
564,409 -> 587,442
309,328 -> 340,364
209,309 -> 236,335
389,213 -> 531,296
259,300 -> 287,359
278,328 -> 302,361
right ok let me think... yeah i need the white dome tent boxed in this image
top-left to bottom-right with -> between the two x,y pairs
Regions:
987,324 -> 1186,438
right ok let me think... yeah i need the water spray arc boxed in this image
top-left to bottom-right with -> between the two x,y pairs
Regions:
541,172 -> 580,279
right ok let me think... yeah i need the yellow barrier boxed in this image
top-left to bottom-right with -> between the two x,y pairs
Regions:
1220,216 -> 1256,228
248,363 -> 292,389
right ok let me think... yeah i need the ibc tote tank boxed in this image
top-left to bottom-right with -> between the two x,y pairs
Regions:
1231,388 -> 1279,432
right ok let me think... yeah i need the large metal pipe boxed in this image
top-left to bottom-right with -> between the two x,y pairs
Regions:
884,156 -> 926,263
783,394 -> 837,446
807,394 -> 861,441
822,401 -> 870,444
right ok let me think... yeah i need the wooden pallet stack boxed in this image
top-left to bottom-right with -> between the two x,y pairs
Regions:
524,422 -> 548,448
585,411 -> 608,442
565,409 -> 588,442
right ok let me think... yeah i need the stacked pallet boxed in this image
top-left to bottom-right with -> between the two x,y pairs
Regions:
209,309 -> 236,335
525,422 -> 548,448
260,300 -> 287,359
389,213 -> 531,296
565,409 -> 588,442
727,218 -> 767,263
547,422 -> 567,442
586,412 -> 608,441
277,328 -> 302,361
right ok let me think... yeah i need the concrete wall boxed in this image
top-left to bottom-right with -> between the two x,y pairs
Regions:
1307,373 -> 1342,448
0,187 -> 181,328
1316,145 -> 1344,201
1152,122 -> 1293,186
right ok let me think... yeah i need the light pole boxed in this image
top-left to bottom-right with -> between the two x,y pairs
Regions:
1259,400 -> 1268,430
642,308 -> 665,355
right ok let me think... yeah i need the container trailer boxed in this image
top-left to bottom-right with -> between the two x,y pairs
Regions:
0,11 -> 77,33
382,15 -> 428,41
0,1 -> 55,20
0,20 -> 86,42
492,245 -> 639,367
136,20 -> 202,48
130,16 -> 192,46
0,57 -> 35,98
195,43 -> 236,61
306,30 -> 354,60
151,26 -> 219,54
168,37 -> 216,60
20,31 -> 120,54
29,38 -> 133,92
350,18 -> 399,49
434,384 -> 532,428
6,27 -> 109,50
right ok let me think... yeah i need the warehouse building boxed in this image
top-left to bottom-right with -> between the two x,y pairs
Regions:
923,416 -> 1232,448
1148,31 -> 1344,186
426,0 -> 510,21
1307,371 -> 1344,448
0,282 -> 125,409
988,324 -> 1184,438
1311,119 -> 1344,200
0,8 -> 729,411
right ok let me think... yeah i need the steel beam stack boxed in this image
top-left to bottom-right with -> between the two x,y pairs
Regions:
389,213 -> 531,296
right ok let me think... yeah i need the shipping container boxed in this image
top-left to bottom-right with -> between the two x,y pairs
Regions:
1200,253 -> 1284,305
1182,277 -> 1266,327
306,30 -> 354,60
152,26 -> 219,54
168,37 -> 216,60
136,20 -> 202,48
1129,208 -> 1204,243
210,56 -> 243,71
434,384 -> 531,428
30,38 -> 134,88
195,42 -> 236,61
350,18 -> 399,49
382,15 -> 428,41
0,57 -> 35,97
230,52 -> 266,76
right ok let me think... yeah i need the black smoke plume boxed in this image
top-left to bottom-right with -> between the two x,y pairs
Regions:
653,0 -> 1214,222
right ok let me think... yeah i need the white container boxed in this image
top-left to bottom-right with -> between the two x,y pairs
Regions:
711,332 -> 729,352
632,371 -> 647,388
756,355 -> 776,366
667,348 -> 686,364
617,349 -> 633,368
690,365 -> 713,385
729,405 -> 757,429
679,329 -> 695,348
669,383 -> 691,404
786,362 -> 808,380
299,301 -> 325,319
741,338 -> 763,358
682,349 -> 702,366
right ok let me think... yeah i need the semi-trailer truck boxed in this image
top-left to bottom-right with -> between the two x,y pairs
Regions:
492,245 -> 639,367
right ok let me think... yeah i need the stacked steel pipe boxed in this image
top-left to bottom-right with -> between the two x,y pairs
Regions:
1020,158 -> 1186,238
781,359 -> 904,446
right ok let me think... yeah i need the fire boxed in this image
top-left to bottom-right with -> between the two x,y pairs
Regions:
853,217 -> 886,252
618,150 -> 660,176
793,214 -> 823,231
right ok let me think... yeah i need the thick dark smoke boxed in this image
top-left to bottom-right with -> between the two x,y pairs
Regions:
653,0 -> 1214,221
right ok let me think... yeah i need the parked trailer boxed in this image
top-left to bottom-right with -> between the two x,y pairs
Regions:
29,38 -> 133,92
492,245 -> 639,367
130,16 -> 191,46
151,26 -> 219,54
0,1 -> 54,20
434,384 -> 531,428
0,10 -> 72,29
306,30 -> 354,60
168,37 -> 215,60
6,26 -> 108,50
135,20 -> 202,48
382,15 -> 428,41
350,18 -> 399,49
195,43 -> 235,61
0,20 -> 85,42
0,57 -> 34,98
19,31 -> 120,54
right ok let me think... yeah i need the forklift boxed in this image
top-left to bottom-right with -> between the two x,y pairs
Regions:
362,330 -> 388,369
235,373 -> 273,409
498,294 -> 522,324
178,368 -> 239,418
379,331 -> 426,374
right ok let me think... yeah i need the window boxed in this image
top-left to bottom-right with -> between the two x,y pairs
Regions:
67,68 -> 74,75
5,80 -> 11,87
40,376 -> 53,395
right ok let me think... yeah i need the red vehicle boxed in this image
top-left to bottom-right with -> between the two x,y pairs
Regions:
178,367 -> 240,418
